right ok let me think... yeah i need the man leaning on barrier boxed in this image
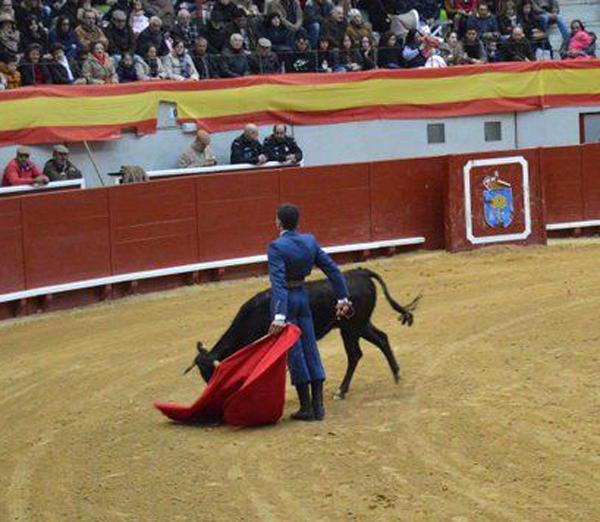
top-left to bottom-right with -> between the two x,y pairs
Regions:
43,145 -> 82,181
230,123 -> 268,165
2,146 -> 49,187
263,124 -> 303,164
178,129 -> 217,169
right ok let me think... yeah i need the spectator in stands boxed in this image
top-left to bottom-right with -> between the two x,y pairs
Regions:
403,30 -> 428,68
263,12 -> 293,54
75,9 -> 109,51
206,10 -> 228,53
130,0 -> 150,35
226,8 -> 260,51
143,0 -> 175,30
171,8 -> 199,50
82,41 -> 118,84
220,32 -> 250,77
531,0 -> 569,43
357,0 -> 394,35
250,37 -> 281,74
562,20 -> 596,59
486,38 -> 503,61
57,0 -> 79,29
20,15 -> 47,52
446,0 -> 479,38
358,35 -> 377,70
265,0 -> 303,35
48,15 -> 78,59
19,43 -> 52,85
163,39 -> 199,80
212,0 -> 238,23
303,0 -> 332,49
337,33 -> 362,71
136,15 -> 169,56
231,123 -> 267,164
76,0 -> 102,26
117,52 -> 140,81
47,43 -> 81,84
346,8 -> 373,48
441,31 -> 469,65
177,129 -> 217,168
191,37 -> 219,79
316,36 -> 336,72
43,144 -> 82,180
498,0 -> 518,40
106,10 -> 136,57
466,3 -> 500,42
263,124 -> 303,163
285,30 -> 316,72
136,44 -> 167,79
502,25 -> 534,60
377,31 -> 403,69
2,146 -> 49,186
321,6 -> 347,48
0,0 -> 14,19
415,0 -> 443,29
462,27 -> 487,62
519,1 -> 550,53
14,0 -> 47,32
69,47 -> 89,82
0,12 -> 20,58
0,54 -> 21,87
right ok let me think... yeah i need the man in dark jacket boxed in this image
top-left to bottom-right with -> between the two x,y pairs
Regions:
230,124 -> 268,164
284,31 -> 316,73
191,37 -> 219,79
249,37 -> 280,74
105,10 -> 136,56
303,0 -> 333,48
136,16 -> 169,56
321,6 -> 347,47
46,43 -> 79,84
225,8 -> 259,51
206,10 -> 229,53
43,144 -> 82,181
263,125 -> 303,163
502,26 -> 535,61
220,32 -> 250,77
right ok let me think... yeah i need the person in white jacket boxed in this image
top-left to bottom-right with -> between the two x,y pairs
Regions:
162,39 -> 199,81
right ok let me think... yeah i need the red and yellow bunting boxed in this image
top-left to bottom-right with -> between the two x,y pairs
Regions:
1,61 -> 600,146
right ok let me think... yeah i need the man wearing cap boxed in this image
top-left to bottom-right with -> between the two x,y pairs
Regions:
249,37 -> 281,74
105,10 -> 136,56
43,145 -> 82,181
2,146 -> 48,186
177,130 -> 217,168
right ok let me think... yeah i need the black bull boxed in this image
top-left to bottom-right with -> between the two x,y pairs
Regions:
185,268 -> 421,399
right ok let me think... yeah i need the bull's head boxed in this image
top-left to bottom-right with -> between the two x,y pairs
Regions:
182,342 -> 219,383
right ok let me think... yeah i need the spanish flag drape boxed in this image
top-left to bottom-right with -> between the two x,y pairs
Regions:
1,61 -> 600,146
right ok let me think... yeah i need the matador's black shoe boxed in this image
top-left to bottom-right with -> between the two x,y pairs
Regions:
291,383 -> 315,421
311,380 -> 325,421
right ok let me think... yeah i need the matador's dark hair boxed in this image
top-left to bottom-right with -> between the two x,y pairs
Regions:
277,204 -> 300,230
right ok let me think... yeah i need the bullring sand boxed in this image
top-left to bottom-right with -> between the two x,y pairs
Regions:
1,241 -> 599,521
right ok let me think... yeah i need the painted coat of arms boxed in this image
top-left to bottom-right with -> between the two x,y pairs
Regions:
483,171 -> 513,228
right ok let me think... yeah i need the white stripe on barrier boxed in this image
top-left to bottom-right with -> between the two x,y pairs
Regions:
546,219 -> 600,231
146,160 -> 304,179
0,236 -> 425,304
0,178 -> 85,195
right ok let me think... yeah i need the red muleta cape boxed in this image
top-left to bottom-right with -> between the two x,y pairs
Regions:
154,325 -> 301,428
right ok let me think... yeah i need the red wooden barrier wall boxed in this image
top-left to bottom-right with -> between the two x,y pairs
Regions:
1,144 -> 599,318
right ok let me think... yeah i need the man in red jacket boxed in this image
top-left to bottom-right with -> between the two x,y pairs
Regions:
2,146 -> 49,187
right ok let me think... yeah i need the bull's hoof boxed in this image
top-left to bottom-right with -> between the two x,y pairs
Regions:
333,390 -> 345,400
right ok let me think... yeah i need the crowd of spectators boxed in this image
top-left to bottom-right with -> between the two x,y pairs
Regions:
0,0 -> 596,88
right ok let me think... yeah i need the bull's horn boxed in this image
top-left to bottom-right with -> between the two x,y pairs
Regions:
212,360 -> 221,368
182,361 -> 196,375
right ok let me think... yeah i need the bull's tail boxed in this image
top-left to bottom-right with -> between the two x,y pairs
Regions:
362,268 -> 421,326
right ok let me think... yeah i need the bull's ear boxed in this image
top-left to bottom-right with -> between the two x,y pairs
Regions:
196,341 -> 208,354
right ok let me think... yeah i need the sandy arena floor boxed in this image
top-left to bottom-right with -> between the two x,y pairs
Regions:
0,241 -> 599,522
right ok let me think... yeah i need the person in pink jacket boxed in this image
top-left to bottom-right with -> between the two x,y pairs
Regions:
2,146 -> 49,186
566,20 -> 595,59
